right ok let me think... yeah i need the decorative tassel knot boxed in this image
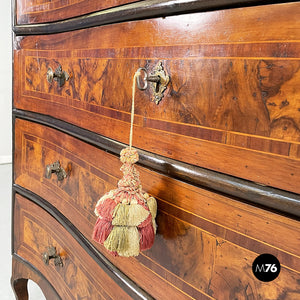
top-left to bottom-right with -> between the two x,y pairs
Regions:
120,148 -> 139,164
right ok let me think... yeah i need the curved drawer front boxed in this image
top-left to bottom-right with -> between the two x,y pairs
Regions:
15,0 -> 138,25
13,194 -> 132,300
14,119 -> 300,299
14,2 -> 300,194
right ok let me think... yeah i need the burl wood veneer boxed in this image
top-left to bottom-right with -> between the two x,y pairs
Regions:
12,0 -> 300,299
14,3 -> 300,193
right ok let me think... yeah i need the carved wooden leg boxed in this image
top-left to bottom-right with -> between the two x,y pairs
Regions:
11,278 -> 29,300
11,255 -> 60,300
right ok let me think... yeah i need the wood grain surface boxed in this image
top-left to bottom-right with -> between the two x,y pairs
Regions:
14,0 -> 297,35
14,119 -> 300,299
13,2 -> 300,193
15,0 -> 138,24
13,194 -> 133,300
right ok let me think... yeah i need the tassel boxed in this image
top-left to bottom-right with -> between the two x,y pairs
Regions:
112,203 -> 150,226
103,226 -> 140,257
92,218 -> 113,244
95,196 -> 117,220
92,147 -> 157,256
138,214 -> 155,250
118,227 -> 140,257
92,70 -> 157,257
104,226 -> 128,252
139,224 -> 155,251
145,194 -> 157,234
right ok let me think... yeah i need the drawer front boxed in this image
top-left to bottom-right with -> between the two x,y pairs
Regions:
14,119 -> 300,299
14,2 -> 300,194
13,194 -> 131,300
15,0 -> 138,25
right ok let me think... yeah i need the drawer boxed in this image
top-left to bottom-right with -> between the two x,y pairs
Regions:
15,0 -> 138,25
13,2 -> 300,194
14,119 -> 300,299
13,194 -> 132,299
14,118 -> 197,299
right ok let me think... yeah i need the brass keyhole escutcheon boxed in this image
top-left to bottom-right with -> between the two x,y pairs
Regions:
45,161 -> 71,181
47,65 -> 69,87
42,246 -> 63,267
136,61 -> 170,104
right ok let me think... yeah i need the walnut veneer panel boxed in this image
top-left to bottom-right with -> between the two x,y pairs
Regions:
15,0 -> 138,24
14,118 -> 300,299
14,2 -> 300,194
13,194 -> 131,300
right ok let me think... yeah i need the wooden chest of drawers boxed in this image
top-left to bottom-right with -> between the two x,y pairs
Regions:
12,1 -> 300,299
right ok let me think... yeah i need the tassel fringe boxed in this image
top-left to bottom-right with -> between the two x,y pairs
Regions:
112,203 -> 150,226
92,218 -> 113,244
104,226 -> 140,257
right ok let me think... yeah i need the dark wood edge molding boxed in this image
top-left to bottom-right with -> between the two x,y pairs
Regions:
12,0 -> 297,35
11,254 -> 62,300
12,186 -> 154,300
13,109 -> 300,219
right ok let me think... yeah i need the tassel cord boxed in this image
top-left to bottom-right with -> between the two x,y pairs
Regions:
129,71 -> 141,150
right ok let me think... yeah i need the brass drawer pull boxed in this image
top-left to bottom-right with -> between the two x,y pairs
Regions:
45,161 -> 71,181
42,246 -> 63,267
47,65 -> 69,87
136,61 -> 169,104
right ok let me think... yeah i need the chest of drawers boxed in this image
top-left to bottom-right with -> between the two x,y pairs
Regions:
12,1 -> 300,299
